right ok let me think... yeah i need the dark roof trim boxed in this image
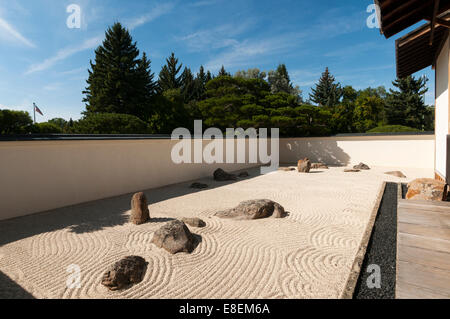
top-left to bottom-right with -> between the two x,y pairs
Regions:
377,0 -> 450,38
0,132 -> 435,142
395,12 -> 450,78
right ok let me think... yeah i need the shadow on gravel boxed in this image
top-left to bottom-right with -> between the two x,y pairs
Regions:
0,271 -> 35,299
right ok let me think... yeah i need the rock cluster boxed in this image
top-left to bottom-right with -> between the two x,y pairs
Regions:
101,256 -> 148,291
215,199 -> 286,220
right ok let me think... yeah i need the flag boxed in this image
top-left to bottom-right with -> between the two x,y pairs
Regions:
34,103 -> 43,116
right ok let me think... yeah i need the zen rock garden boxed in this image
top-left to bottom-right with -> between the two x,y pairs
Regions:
102,164 -> 445,292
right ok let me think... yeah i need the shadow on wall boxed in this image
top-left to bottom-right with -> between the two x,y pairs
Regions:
283,140 -> 351,166
0,271 -> 35,299
0,167 -> 259,246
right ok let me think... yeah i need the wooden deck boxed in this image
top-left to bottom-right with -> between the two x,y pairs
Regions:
396,199 -> 450,299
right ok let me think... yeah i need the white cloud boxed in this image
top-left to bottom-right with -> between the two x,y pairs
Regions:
0,17 -> 35,48
189,0 -> 218,7
204,33 -> 303,71
25,36 -> 102,75
126,2 -> 175,30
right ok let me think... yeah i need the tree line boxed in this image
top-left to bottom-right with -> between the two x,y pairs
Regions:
0,22 -> 434,136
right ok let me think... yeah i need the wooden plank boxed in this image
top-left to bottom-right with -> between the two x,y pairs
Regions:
398,199 -> 450,209
398,222 -> 450,241
397,261 -> 450,295
397,281 -> 450,299
399,233 -> 450,254
398,207 -> 450,228
398,245 -> 450,270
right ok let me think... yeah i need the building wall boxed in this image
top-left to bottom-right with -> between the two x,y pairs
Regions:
0,134 -> 435,221
435,34 -> 449,179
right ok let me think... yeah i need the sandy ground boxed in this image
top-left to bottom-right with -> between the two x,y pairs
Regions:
0,165 -> 433,299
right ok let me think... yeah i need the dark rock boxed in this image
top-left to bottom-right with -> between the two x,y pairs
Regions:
190,182 -> 208,189
213,168 -> 237,181
101,256 -> 147,291
238,171 -> 249,178
215,199 -> 286,220
385,171 -> 406,178
354,163 -> 370,170
344,169 -> 361,173
406,178 -> 446,201
278,167 -> 295,171
130,192 -> 149,225
311,163 -> 329,169
297,158 -> 311,173
182,217 -> 206,228
151,220 -> 197,254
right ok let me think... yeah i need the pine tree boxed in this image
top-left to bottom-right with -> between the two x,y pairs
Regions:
218,65 -> 230,77
193,65 -> 207,101
181,67 -> 196,103
158,52 -> 183,92
82,22 -> 155,120
385,76 -> 430,129
309,67 -> 343,107
268,64 -> 302,102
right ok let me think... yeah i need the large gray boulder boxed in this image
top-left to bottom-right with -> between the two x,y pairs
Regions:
151,220 -> 197,254
130,192 -> 150,225
215,199 -> 286,220
214,168 -> 237,181
101,256 -> 148,291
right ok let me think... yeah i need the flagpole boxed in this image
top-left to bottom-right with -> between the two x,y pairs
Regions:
33,103 -> 36,124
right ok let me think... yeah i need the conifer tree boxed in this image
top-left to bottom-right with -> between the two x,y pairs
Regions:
385,75 -> 430,129
83,22 -> 155,120
181,67 -> 196,103
309,67 -> 343,107
158,52 -> 183,92
268,64 -> 302,102
218,65 -> 230,77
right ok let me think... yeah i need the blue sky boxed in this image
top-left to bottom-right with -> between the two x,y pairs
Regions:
0,0 -> 435,122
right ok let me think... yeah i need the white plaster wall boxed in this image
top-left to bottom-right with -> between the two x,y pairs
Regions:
435,34 -> 449,178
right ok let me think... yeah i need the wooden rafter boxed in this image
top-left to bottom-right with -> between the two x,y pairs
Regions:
430,0 -> 441,45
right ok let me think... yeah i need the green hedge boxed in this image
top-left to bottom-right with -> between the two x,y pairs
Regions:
366,125 -> 421,133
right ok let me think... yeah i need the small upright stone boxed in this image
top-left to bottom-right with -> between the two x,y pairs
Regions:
101,256 -> 148,291
130,192 -> 150,225
297,158 -> 311,173
353,163 -> 370,170
214,168 -> 237,181
151,220 -> 197,254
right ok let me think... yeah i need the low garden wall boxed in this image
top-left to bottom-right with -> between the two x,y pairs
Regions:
0,133 -> 435,220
